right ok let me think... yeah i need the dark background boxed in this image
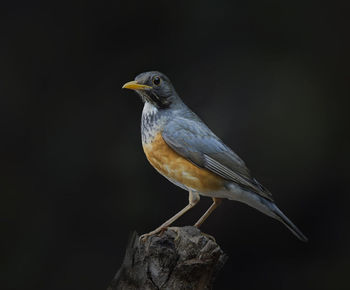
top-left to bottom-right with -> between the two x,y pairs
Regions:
2,1 -> 349,289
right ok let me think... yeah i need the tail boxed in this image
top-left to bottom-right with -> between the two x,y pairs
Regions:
268,202 -> 308,242
226,185 -> 308,242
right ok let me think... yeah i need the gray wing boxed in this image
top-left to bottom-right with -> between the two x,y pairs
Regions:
162,116 -> 273,201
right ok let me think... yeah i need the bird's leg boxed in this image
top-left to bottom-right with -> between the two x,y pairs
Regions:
194,197 -> 222,228
140,190 -> 200,241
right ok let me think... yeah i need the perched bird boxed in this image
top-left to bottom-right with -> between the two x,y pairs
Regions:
122,71 -> 308,242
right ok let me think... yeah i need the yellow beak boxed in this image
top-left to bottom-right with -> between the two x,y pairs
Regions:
122,80 -> 152,90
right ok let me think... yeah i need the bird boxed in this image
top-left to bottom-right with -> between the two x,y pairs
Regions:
122,71 -> 308,242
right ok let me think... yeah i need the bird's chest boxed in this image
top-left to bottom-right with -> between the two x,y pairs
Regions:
141,107 -> 223,193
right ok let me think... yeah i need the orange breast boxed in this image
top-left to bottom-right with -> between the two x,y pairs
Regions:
143,132 -> 224,193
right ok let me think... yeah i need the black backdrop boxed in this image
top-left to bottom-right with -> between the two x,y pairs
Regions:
2,1 -> 349,289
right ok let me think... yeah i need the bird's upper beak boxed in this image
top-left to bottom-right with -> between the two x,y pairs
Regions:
122,80 -> 152,91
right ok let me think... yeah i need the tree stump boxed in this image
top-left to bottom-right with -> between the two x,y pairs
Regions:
108,226 -> 228,290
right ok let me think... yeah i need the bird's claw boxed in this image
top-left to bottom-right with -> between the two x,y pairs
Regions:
139,226 -> 168,242
139,233 -> 151,242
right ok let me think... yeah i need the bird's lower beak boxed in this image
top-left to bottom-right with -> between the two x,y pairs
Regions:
122,80 -> 152,90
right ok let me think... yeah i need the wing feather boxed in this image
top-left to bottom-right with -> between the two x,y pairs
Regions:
162,116 -> 273,201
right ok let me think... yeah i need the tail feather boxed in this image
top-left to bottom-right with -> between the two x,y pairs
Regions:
226,183 -> 308,242
269,202 -> 308,242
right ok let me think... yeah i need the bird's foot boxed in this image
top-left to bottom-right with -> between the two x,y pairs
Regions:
194,224 -> 216,242
139,226 -> 168,242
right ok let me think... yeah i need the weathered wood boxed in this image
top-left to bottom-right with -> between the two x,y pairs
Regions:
108,226 -> 227,290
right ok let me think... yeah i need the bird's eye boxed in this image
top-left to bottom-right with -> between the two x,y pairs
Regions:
152,76 -> 161,86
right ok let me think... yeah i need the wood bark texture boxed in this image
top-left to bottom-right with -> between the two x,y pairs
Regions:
108,226 -> 227,290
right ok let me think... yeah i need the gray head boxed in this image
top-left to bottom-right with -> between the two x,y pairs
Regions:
122,71 -> 180,109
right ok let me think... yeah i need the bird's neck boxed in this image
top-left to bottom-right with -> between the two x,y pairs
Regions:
141,102 -> 164,145
142,102 -> 159,117
141,100 -> 190,144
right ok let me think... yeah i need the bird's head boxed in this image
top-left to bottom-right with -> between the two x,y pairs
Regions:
122,71 -> 179,109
